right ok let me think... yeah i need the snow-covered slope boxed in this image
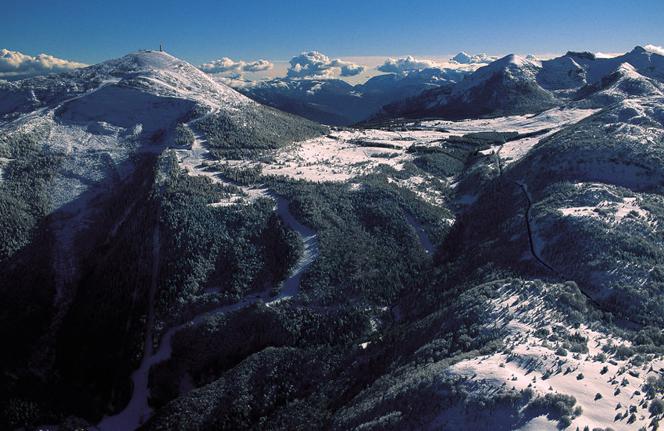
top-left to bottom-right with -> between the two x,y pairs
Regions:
0,50 -> 253,123
377,54 -> 559,120
447,281 -> 664,431
0,50 -> 286,210
536,55 -> 587,91
575,62 -> 664,104
485,97 -> 664,324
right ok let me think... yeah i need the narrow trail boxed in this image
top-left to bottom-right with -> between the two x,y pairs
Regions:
514,180 -> 642,326
174,109 -> 268,205
184,112 -> 212,159
173,111 -> 213,167
495,144 -> 504,176
515,181 -> 556,273
270,195 -> 319,301
97,218 -> 161,431
96,194 -> 319,431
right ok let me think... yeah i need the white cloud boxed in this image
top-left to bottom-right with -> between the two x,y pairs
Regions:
339,62 -> 365,77
377,56 -> 441,73
594,52 -> 622,59
243,59 -> 273,72
199,57 -> 273,75
644,44 -> 664,56
451,52 -> 497,64
199,57 -> 241,73
0,48 -> 86,79
287,51 -> 365,78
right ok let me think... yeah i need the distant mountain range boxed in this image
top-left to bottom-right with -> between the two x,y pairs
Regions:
374,46 -> 664,121
224,65 -> 471,125
212,47 -> 664,126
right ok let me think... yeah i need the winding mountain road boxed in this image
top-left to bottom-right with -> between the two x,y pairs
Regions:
515,181 -> 555,273
514,181 -> 646,328
96,194 -> 318,431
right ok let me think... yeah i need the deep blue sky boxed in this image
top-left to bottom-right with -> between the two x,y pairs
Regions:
4,0 -> 664,64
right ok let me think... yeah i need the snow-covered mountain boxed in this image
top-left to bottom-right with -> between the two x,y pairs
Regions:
377,54 -> 559,120
1,50 -> 248,121
3,46 -> 664,431
231,77 -> 367,126
0,49 -> 324,215
536,54 -> 588,91
563,46 -> 664,85
374,46 -> 664,121
575,62 -> 664,104
209,52 -> 498,126
228,67 -> 470,125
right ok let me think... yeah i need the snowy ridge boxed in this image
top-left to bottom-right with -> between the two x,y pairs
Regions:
85,50 -> 253,110
452,54 -> 542,97
579,62 -> 664,103
378,45 -> 664,121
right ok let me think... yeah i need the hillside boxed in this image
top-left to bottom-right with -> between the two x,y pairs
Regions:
0,50 -> 326,428
1,48 -> 664,431
575,63 -> 664,104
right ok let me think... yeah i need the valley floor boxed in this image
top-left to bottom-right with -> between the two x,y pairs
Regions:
160,105 -> 664,430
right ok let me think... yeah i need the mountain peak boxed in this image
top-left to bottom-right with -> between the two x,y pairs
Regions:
452,52 -> 473,63
98,50 -> 198,75
119,50 -> 182,70
627,44 -> 664,56
505,54 -> 526,65
88,50 -> 251,109
564,51 -> 596,60
490,53 -> 536,69
615,61 -> 639,76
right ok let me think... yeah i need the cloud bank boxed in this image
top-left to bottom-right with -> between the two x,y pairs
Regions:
287,51 -> 365,78
377,56 -> 442,73
199,57 -> 273,75
452,52 -> 497,64
0,49 -> 86,79
644,44 -> 664,56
